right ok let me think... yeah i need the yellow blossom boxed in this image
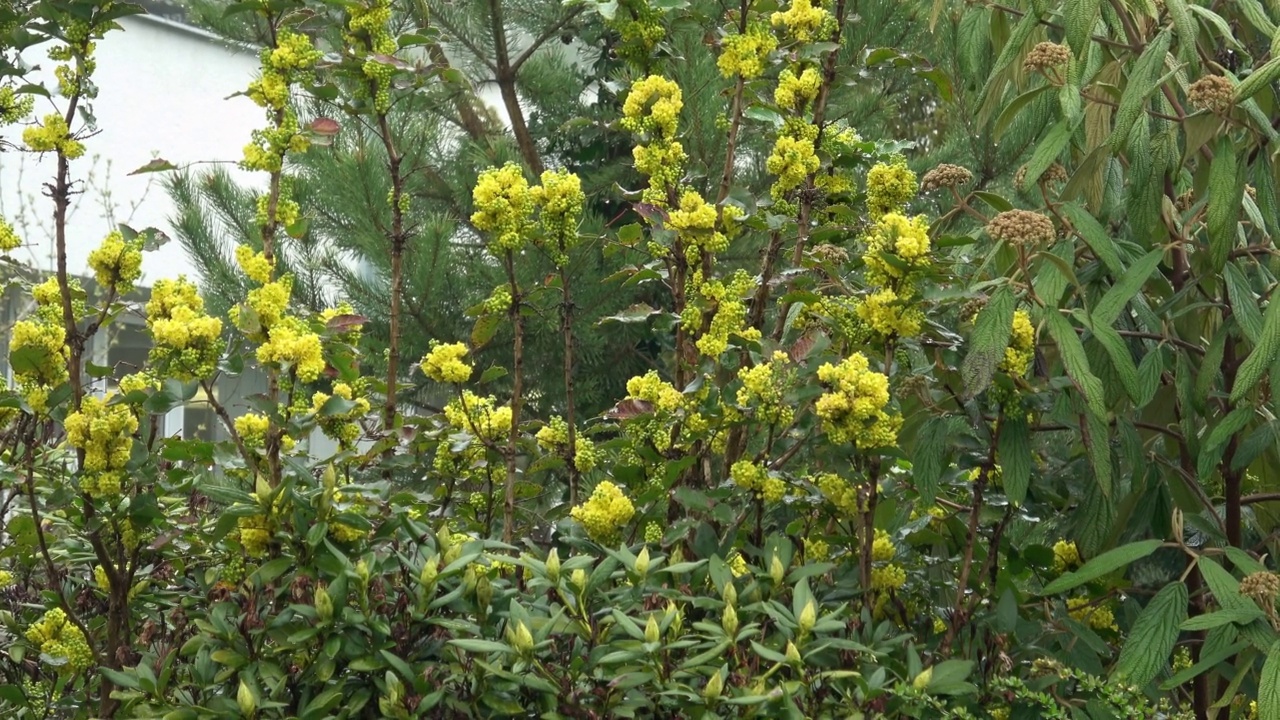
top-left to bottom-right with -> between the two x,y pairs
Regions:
421,342 -> 472,384
570,481 -> 635,543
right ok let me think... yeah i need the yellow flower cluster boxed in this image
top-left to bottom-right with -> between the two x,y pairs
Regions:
692,269 -> 761,357
814,353 -> 901,449
775,67 -> 821,109
717,24 -> 777,79
813,472 -> 861,514
238,513 -> 272,557
0,216 -> 21,252
421,342 -> 472,384
737,351 -> 795,425
23,113 -> 83,159
537,416 -> 600,473
767,134 -> 820,200
728,552 -> 749,576
855,287 -> 923,338
87,230 -> 144,295
626,371 -> 684,413
1001,309 -> 1036,376
570,480 -> 636,543
865,159 -> 917,219
266,30 -> 322,74
0,569 -> 13,589
241,31 -> 319,170
610,1 -> 665,64
771,0 -> 831,43
532,169 -> 585,259
328,488 -> 372,543
470,163 -> 535,254
623,76 -> 685,203
669,190 -> 729,260
257,178 -> 301,229
146,277 -> 224,381
863,212 -> 931,286
235,413 -> 270,448
235,245 -> 274,285
443,391 -> 512,441
871,529 -> 896,561
312,382 -> 371,448
0,85 -> 34,123
622,75 -> 683,139
346,0 -> 398,111
25,608 -> 93,673
237,277 -> 291,331
1052,539 -> 1080,573
64,392 -> 138,498
9,318 -> 69,412
805,537 -> 830,561
1067,597 -> 1117,632
870,564 -> 906,591
257,317 -> 325,383
320,302 -> 365,344
730,459 -> 786,503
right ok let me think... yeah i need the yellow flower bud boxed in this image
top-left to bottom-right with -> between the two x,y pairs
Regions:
723,582 -> 737,608
798,599 -> 816,636
355,559 -> 370,586
513,621 -> 535,655
770,553 -> 785,585
237,679 -> 256,717
785,641 -> 802,665
545,548 -> 561,583
315,587 -> 333,624
635,547 -> 650,576
476,575 -> 493,610
645,614 -> 661,644
912,667 -> 933,691
722,603 -> 739,637
420,555 -> 439,588
571,568 -> 588,592
704,669 -> 724,702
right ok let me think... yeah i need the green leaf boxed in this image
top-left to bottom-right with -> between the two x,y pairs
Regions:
911,416 -> 963,504
448,639 -> 511,654
993,84 -> 1053,140
962,285 -> 1015,397
1109,30 -> 1174,153
1041,539 -> 1162,595
1092,250 -> 1162,326
1161,639 -> 1250,690
1089,322 -> 1141,404
1261,641 -> 1280,720
599,303 -> 664,325
1112,581 -> 1188,687
1084,402 -> 1113,497
1021,120 -> 1073,190
1198,557 -> 1279,650
1044,310 -> 1107,417
1236,57 -> 1280,104
1064,0 -> 1100,53
1207,136 -> 1246,273
470,314 -> 501,350
997,413 -> 1031,505
1180,608 -> 1266,631
1230,288 -> 1280,404
1062,203 -> 1125,275
1197,407 -> 1254,480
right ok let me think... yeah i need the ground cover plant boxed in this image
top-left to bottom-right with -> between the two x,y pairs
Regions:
1,0 -> 1280,717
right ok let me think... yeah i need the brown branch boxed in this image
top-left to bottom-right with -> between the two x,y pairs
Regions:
488,0 -> 544,175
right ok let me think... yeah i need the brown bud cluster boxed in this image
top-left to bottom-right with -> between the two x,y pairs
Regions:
811,243 -> 849,264
921,163 -> 973,191
986,210 -> 1056,247
1175,189 -> 1196,212
1023,42 -> 1071,72
1188,75 -> 1234,113
1015,162 -> 1068,190
1240,571 -> 1280,603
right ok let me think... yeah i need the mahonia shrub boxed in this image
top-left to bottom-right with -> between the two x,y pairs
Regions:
1,0 -> 1278,718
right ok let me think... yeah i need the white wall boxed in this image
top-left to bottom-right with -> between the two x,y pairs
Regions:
0,15 -> 262,282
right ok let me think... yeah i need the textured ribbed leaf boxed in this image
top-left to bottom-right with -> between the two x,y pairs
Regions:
1198,557 -> 1279,650
1062,203 -> 1125,275
1021,120 -> 1072,190
1136,348 -> 1162,407
1262,641 -> 1280,720
1089,322 -> 1141,403
1225,263 -> 1264,344
962,286 -> 1015,397
1113,582 -> 1188,688
983,11 -> 1041,102
1044,310 -> 1107,417
1207,136 -> 1246,273
1165,0 -> 1197,64
998,413 -> 1031,505
1084,409 -> 1113,496
1160,640 -> 1250,690
1064,0 -> 1100,54
1230,287 -> 1280,404
911,416 -> 964,504
994,84 -> 1053,140
1180,608 -> 1266,632
1110,30 -> 1173,153
1093,249 -> 1162,326
1197,407 -> 1255,481
1042,540 -> 1162,595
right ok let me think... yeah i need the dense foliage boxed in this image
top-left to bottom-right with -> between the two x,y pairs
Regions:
2,0 -> 1280,718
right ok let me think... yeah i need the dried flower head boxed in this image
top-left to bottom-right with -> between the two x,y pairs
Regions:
1188,75 -> 1234,114
1024,42 -> 1071,72
986,210 -> 1056,247
921,163 -> 973,191
811,243 -> 849,264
